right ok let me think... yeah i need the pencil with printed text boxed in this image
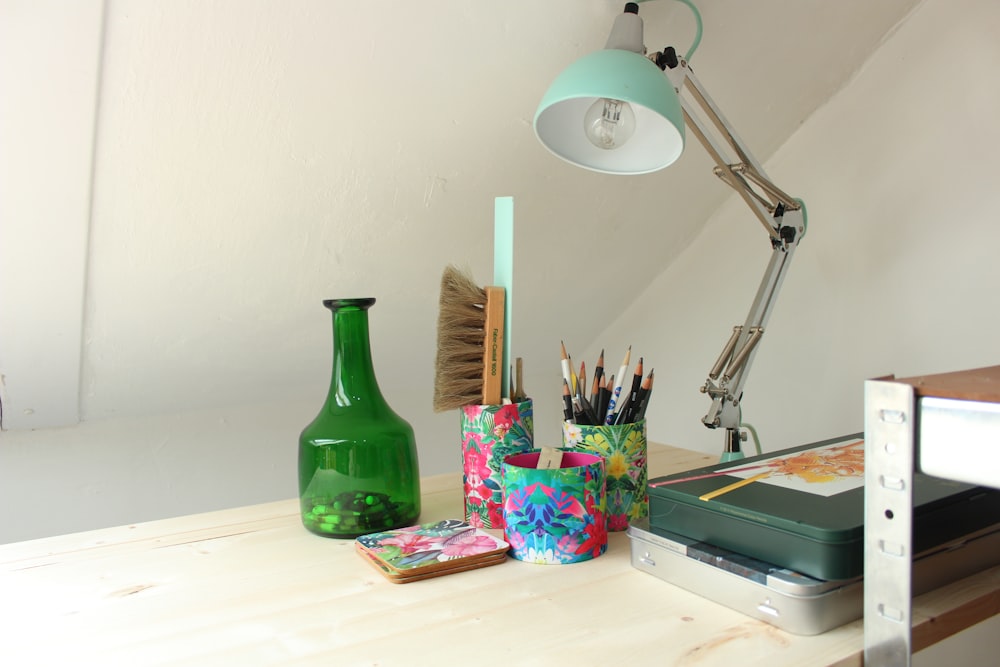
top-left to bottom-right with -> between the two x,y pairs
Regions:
624,368 -> 653,423
617,357 -> 643,424
604,346 -> 631,424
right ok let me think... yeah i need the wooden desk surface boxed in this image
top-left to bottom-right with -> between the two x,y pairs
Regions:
2,444 -> 997,666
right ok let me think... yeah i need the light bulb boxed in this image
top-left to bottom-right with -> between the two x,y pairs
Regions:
584,97 -> 636,150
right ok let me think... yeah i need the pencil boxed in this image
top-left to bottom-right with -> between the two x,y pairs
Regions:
562,379 -> 575,423
560,341 -> 575,398
605,346 -> 631,425
631,369 -> 654,422
577,389 -> 601,426
620,360 -> 644,423
649,460 -> 770,488
627,357 -> 643,405
597,374 -> 613,421
589,372 -> 601,413
699,472 -> 771,501
615,357 -> 642,424
590,349 -> 604,408
514,357 -> 526,402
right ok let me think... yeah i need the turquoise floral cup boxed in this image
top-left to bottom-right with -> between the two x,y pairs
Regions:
460,400 -> 534,529
501,449 -> 607,564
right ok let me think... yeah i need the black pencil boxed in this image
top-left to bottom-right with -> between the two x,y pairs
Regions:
589,369 -> 602,414
590,349 -> 604,408
578,390 -> 601,425
616,357 -> 643,424
627,357 -> 643,405
633,369 -> 654,421
597,374 -> 612,422
562,379 -> 575,423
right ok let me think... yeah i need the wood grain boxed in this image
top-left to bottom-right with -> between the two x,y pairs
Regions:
1,444 -> 994,666
895,365 -> 1000,403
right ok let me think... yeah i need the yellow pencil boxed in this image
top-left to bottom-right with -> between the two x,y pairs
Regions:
699,472 -> 771,502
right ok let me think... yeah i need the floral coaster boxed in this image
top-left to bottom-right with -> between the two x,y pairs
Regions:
355,519 -> 509,583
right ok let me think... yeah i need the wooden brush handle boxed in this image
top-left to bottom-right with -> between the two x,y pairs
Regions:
482,287 -> 505,405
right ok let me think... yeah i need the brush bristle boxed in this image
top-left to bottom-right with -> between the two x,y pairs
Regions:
434,265 -> 488,411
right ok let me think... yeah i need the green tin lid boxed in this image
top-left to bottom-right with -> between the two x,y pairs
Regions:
649,434 -> 978,544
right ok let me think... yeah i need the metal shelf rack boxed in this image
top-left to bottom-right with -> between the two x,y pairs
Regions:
864,366 -> 1000,665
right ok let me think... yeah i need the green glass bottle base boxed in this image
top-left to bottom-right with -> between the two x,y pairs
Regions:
301,490 -> 418,538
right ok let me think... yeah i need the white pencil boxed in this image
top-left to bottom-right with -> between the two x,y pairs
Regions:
560,341 -> 575,398
604,345 -> 631,424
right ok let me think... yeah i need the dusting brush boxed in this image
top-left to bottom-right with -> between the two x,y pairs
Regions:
433,265 -> 505,411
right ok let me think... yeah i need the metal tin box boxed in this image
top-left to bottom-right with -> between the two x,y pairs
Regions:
627,518 -> 1000,635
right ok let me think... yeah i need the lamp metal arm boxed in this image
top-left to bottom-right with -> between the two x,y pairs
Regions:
660,53 -> 805,448
674,62 -> 801,238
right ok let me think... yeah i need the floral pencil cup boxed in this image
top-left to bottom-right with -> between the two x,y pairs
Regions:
562,419 -> 647,531
501,449 -> 607,564
460,399 -> 534,529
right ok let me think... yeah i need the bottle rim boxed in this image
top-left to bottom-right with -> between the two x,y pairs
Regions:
323,298 -> 376,311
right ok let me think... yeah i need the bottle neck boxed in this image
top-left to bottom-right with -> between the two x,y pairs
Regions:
325,298 -> 387,410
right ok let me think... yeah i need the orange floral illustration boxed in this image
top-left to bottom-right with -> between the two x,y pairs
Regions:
764,440 -> 864,484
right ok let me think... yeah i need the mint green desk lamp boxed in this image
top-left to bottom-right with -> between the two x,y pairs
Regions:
534,1 -> 807,463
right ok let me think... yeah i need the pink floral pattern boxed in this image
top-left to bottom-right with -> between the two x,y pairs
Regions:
501,451 -> 607,564
356,519 -> 508,571
461,400 -> 533,529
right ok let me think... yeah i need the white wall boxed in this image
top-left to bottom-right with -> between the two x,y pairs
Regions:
593,0 -> 1000,460
3,0 -> 996,552
0,0 -> 102,429
604,2 -> 1000,657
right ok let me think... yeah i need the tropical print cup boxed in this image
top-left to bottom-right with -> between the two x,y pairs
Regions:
501,449 -> 607,564
460,399 -> 534,529
562,419 -> 647,531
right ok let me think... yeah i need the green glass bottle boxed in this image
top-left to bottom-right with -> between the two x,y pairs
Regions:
298,298 -> 421,538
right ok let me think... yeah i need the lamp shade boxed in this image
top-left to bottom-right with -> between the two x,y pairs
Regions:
534,49 -> 685,175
